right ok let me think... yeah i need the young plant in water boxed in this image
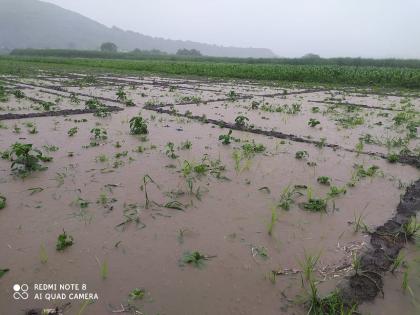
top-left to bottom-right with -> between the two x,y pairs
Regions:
0,195 -> 6,209
302,187 -> 327,212
181,251 -> 214,268
308,118 -> 321,127
267,206 -> 278,236
129,116 -> 148,135
116,87 -> 127,102
234,115 -> 249,128
219,130 -> 233,145
165,142 -> 178,159
278,185 -> 304,210
295,150 -> 309,160
9,143 -> 51,177
317,176 -> 331,185
56,230 -> 74,251
140,175 -> 159,209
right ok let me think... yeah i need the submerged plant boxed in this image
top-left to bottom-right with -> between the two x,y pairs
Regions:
9,143 -> 51,177
165,142 -> 178,159
234,115 -> 249,128
308,118 -> 321,127
129,288 -> 146,300
219,130 -> 233,145
317,176 -> 331,185
129,116 -> 148,135
56,230 -> 74,251
0,195 -> 6,209
181,251 -> 214,268
267,206 -> 278,236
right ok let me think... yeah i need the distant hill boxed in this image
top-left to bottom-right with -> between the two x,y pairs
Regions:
0,0 -> 276,58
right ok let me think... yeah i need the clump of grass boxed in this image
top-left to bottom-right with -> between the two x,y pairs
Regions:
129,288 -> 145,300
67,127 -> 78,137
277,185 -> 304,210
302,188 -> 327,212
327,186 -> 347,198
129,116 -> 148,135
56,230 -> 74,251
308,118 -> 320,127
165,142 -> 178,159
352,212 -> 369,233
181,251 -> 212,268
387,153 -> 399,163
0,195 -> 6,209
390,252 -> 405,273
13,89 -> 25,99
180,140 -> 192,150
295,150 -> 309,160
401,217 -> 420,241
317,176 -> 331,185
241,141 -> 265,157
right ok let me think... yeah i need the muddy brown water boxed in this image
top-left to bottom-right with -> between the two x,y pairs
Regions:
0,75 -> 419,315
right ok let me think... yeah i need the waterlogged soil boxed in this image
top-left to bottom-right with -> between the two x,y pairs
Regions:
0,74 -> 419,315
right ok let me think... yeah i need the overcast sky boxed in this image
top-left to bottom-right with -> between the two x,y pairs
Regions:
42,0 -> 420,58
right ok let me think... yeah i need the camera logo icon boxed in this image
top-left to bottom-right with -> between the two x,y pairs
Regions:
13,284 -> 29,300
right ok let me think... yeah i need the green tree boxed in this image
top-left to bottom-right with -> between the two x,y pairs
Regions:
100,42 -> 118,52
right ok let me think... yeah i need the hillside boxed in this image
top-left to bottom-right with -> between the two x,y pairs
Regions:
0,0 -> 276,58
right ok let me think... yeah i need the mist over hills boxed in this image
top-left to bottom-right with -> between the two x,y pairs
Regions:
0,0 -> 276,58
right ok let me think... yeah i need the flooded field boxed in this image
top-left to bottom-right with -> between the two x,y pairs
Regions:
0,73 -> 419,315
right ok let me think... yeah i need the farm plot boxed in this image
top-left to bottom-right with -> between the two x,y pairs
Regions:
0,74 -> 419,315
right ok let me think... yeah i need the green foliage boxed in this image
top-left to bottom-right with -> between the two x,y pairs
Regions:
308,118 -> 321,127
278,185 -> 304,210
295,150 -> 309,159
67,127 -> 78,137
317,176 -> 331,185
129,116 -> 148,135
13,89 -> 25,99
56,230 -> 74,251
181,251 -> 208,268
234,115 -> 249,128
0,195 -> 6,209
219,130 -> 233,144
9,142 -> 51,177
165,142 -> 178,159
90,128 -> 107,140
0,268 -> 9,278
129,288 -> 145,300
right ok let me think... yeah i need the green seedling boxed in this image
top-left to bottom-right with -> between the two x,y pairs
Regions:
165,142 -> 178,159
317,176 -> 331,185
227,90 -> 238,101
327,186 -> 347,198
219,130 -> 233,144
69,92 -> 80,104
295,150 -> 309,160
116,87 -> 127,102
0,269 -> 9,278
308,118 -> 320,127
181,251 -> 213,268
56,230 -> 74,251
13,89 -> 25,99
9,143 -> 51,177
387,153 -> 399,163
129,116 -> 148,135
352,212 -> 369,233
95,257 -> 108,280
242,141 -> 265,157
401,217 -> 420,241
129,288 -> 145,300
267,206 -> 278,236
278,185 -> 304,210
0,195 -> 6,209
90,128 -> 107,143
180,140 -> 192,150
391,252 -> 405,273
234,115 -> 249,128
67,127 -> 78,137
